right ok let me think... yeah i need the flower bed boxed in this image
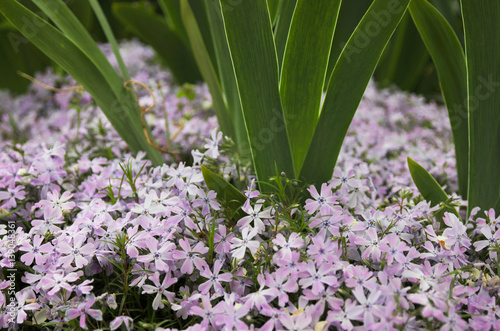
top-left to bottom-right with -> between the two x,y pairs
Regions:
0,41 -> 497,330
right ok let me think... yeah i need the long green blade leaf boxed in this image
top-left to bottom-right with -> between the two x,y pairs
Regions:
280,0 -> 341,174
201,165 -> 247,221
158,0 -> 189,45
274,0 -> 297,68
462,1 -> 500,215
328,0 -> 372,79
31,0 -> 123,97
180,0 -> 235,142
88,0 -> 130,82
407,157 -> 459,218
301,0 -> 411,185
0,0 -> 163,165
219,0 -> 296,186
202,0 -> 248,159
409,0 -> 468,199
112,3 -> 201,84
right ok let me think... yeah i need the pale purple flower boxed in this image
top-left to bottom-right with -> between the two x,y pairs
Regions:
190,295 -> 224,329
327,299 -> 363,331
141,271 -> 177,310
31,207 -> 65,234
272,232 -> 304,261
352,287 -> 382,326
171,238 -> 208,274
19,235 -> 53,265
298,261 -> 337,295
305,183 -> 337,215
230,226 -> 260,259
0,184 -> 25,209
192,189 -> 220,215
110,315 -> 133,331
237,202 -> 272,233
57,236 -> 96,268
137,237 -> 175,272
65,294 -> 102,329
12,289 -> 40,324
39,271 -> 79,296
198,260 -> 232,294
261,271 -> 298,307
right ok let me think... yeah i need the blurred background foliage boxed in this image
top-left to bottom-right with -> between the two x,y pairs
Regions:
0,0 -> 462,101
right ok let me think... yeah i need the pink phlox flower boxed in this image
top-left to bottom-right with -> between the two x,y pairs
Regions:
198,260 -> 232,294
345,183 -> 369,209
213,225 -> 234,255
57,235 -> 96,268
298,261 -> 337,295
189,294 -> 225,329
171,238 -> 208,274
260,306 -> 286,331
230,267 -> 253,296
330,168 -> 361,193
171,287 -> 201,320
203,128 -> 223,159
12,288 -> 40,324
237,201 -> 272,233
137,237 -> 174,272
65,294 -> 103,329
131,199 -> 163,222
407,291 -> 446,321
0,183 -> 25,208
272,232 -> 304,261
327,298 -> 363,331
308,211 -> 343,237
302,287 -> 343,314
124,225 -> 144,258
169,201 -> 197,230
352,287 -> 383,326
39,271 -> 80,296
453,285 -> 479,311
75,279 -> 94,296
355,228 -> 383,261
474,225 -> 500,259
380,233 -> 409,265
261,271 -> 298,307
214,293 -> 250,330
30,207 -> 64,235
137,216 -> 164,237
279,312 -> 313,331
36,190 -> 75,212
192,188 -> 220,215
274,251 -> 307,280
230,226 -> 260,260
392,247 -> 421,274
305,183 -> 337,215
307,231 -> 337,265
243,178 -> 260,210
141,271 -> 177,310
130,263 -> 154,288
244,274 -> 270,310
340,215 -> 366,238
378,271 -> 411,309
146,190 -> 181,216
77,156 -> 107,173
166,162 -> 191,189
110,315 -> 134,331
440,304 -> 468,331
442,213 -> 470,249
19,234 -> 54,266
345,265 -> 378,291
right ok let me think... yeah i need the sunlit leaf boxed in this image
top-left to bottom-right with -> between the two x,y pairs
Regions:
409,0 -> 468,198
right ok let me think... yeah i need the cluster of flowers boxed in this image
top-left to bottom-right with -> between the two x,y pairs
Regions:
0,41 -> 497,330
